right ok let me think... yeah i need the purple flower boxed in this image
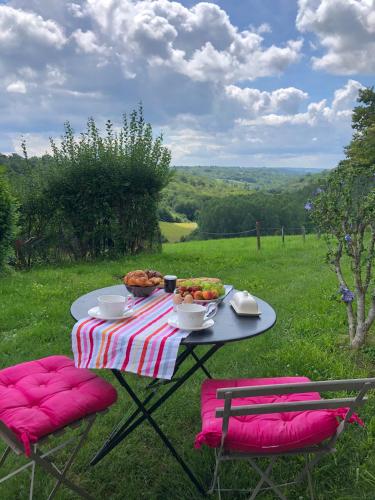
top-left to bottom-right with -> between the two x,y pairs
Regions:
344,234 -> 352,243
339,286 -> 355,303
304,201 -> 313,211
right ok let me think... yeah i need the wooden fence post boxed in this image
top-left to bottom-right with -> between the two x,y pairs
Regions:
302,226 -> 306,242
256,221 -> 261,250
281,226 -> 285,245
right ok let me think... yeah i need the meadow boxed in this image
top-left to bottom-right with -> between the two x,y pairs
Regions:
159,221 -> 197,242
1,235 -> 375,499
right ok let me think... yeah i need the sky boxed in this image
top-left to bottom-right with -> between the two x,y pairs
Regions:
0,0 -> 374,168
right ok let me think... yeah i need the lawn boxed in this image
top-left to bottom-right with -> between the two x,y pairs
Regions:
159,221 -> 198,242
1,235 -> 375,499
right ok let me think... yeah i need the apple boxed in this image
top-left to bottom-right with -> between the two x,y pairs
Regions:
211,290 -> 219,299
194,291 -> 204,300
202,290 -> 213,300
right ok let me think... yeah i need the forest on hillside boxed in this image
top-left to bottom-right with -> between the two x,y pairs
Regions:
160,166 -> 325,239
1,150 -> 324,252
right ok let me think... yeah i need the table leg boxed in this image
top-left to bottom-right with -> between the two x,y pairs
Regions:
111,371 -> 206,496
107,344 -> 213,442
189,350 -> 212,379
90,343 -> 223,495
106,347 -> 196,443
106,389 -> 157,442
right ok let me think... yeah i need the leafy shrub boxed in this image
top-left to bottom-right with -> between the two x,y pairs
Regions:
21,106 -> 171,262
0,170 -> 17,271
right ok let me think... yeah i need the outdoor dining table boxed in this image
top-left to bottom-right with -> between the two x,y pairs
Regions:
70,285 -> 276,495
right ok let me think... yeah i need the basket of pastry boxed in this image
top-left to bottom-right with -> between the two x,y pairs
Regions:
124,269 -> 164,297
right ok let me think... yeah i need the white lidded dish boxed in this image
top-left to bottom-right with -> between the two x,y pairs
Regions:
230,290 -> 261,316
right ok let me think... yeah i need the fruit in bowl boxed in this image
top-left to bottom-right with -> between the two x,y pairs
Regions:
124,269 -> 163,297
175,278 -> 224,304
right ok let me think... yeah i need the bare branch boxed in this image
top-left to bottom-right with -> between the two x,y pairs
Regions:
333,242 -> 356,342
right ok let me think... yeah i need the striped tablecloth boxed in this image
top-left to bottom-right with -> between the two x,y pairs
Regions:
71,289 -> 190,380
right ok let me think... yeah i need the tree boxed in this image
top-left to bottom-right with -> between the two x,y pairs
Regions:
0,169 -> 18,271
310,87 -> 375,348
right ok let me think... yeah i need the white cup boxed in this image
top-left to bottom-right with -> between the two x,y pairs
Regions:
176,303 -> 217,329
98,294 -> 133,317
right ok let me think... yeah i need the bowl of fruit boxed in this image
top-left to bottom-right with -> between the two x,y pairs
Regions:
123,269 -> 163,297
173,278 -> 226,305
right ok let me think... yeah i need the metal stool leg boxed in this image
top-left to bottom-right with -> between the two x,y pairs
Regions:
48,416 -> 96,500
248,458 -> 287,500
0,447 -> 11,469
306,457 -> 315,500
29,445 -> 37,500
208,449 -> 221,495
249,457 -> 276,500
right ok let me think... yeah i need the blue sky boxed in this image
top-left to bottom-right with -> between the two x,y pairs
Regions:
0,0 -> 374,168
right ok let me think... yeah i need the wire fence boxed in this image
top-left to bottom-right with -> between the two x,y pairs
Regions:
160,219 -> 315,246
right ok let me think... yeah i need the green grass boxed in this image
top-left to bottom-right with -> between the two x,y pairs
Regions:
160,221 -> 197,242
1,235 -> 375,499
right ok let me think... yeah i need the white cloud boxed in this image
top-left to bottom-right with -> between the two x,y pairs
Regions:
68,3 -> 84,18
297,0 -> 375,74
45,65 -> 66,85
6,80 -> 27,93
226,85 -> 308,115
72,29 -> 106,54
165,127 -> 224,162
0,4 -> 66,49
237,80 -> 364,127
83,0 -> 302,83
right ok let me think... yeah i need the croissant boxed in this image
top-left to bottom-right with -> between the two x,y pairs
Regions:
124,269 -> 164,287
150,277 -> 162,285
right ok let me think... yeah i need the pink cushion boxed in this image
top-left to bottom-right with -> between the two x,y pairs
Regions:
0,356 -> 117,455
195,377 -> 362,454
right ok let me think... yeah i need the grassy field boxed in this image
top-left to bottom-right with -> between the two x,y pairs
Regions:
159,221 -> 197,242
1,235 -> 375,499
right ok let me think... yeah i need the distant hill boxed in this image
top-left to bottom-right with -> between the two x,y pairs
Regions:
159,166 -> 327,226
174,166 -> 327,192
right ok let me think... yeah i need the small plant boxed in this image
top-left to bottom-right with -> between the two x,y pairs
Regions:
310,87 -> 375,348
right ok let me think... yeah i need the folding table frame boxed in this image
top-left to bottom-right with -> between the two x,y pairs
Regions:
90,342 -> 224,496
0,413 -> 101,499
209,377 -> 375,500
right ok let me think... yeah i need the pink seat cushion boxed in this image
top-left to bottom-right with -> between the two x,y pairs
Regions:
0,356 -> 117,455
195,377 -> 362,454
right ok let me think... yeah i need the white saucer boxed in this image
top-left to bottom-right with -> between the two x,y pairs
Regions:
88,306 -> 134,321
168,316 -> 214,331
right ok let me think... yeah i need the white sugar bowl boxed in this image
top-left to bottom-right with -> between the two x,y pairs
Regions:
230,290 -> 260,316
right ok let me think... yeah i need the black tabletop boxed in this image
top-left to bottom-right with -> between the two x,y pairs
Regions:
70,285 -> 276,346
